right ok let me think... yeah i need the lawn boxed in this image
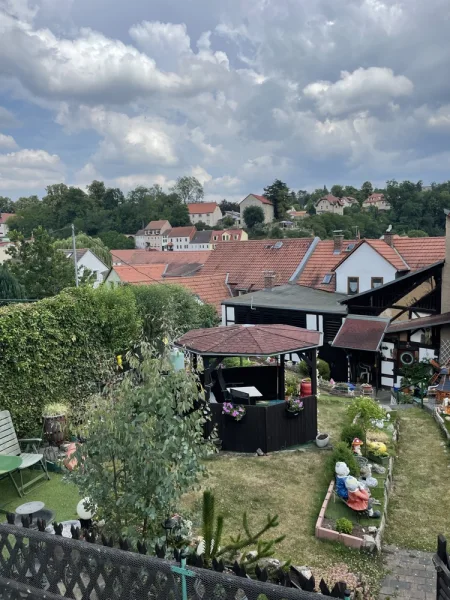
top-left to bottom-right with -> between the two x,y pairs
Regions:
385,407 -> 450,551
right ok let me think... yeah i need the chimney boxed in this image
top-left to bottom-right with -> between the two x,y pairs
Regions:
440,209 -> 450,364
384,231 -> 394,247
333,231 -> 344,253
264,270 -> 276,290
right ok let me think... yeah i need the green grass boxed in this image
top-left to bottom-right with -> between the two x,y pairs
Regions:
0,471 -> 80,522
385,408 -> 450,551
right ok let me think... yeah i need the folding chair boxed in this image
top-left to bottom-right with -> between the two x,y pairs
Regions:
0,410 -> 50,497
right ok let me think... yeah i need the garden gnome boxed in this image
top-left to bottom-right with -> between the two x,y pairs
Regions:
351,437 -> 363,456
335,462 -> 350,500
345,477 -> 381,518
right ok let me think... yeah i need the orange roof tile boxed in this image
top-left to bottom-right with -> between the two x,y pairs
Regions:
393,237 -> 445,269
187,203 -> 219,214
0,213 -> 14,224
202,238 -> 314,291
144,220 -> 170,229
167,226 -> 196,238
112,264 -> 167,283
249,194 -> 273,205
297,240 -> 354,290
111,249 -> 211,265
332,239 -> 409,272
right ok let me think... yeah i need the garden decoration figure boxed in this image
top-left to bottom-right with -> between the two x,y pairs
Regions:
351,437 -> 363,456
367,441 -> 387,454
335,462 -> 350,500
345,477 -> 380,518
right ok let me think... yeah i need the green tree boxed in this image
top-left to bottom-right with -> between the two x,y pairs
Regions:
220,215 -> 235,228
269,225 -> 284,239
172,176 -> 204,204
331,185 -> 344,198
263,179 -> 291,219
86,180 -> 106,205
53,233 -> 112,267
6,227 -> 87,298
0,266 -> 25,303
69,342 -> 214,543
99,231 -> 135,249
0,196 -> 15,213
243,205 -> 265,228
347,397 -> 386,455
400,359 -> 432,408
407,229 -> 428,237
219,199 -> 240,212
361,181 -> 373,199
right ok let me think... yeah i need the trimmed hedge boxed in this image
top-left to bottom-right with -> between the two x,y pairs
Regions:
0,284 -> 219,437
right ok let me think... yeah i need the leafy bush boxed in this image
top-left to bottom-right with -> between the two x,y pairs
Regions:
335,518 -> 353,535
324,442 -> 359,483
298,358 -> 330,380
298,360 -> 309,377
340,423 -> 365,448
222,357 -> 254,368
347,396 -> 386,455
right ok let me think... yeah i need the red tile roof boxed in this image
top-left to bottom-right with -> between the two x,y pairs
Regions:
167,226 -> 196,238
393,237 -> 446,270
144,220 -> 170,229
332,239 -> 409,272
112,264 -> 167,283
316,194 -> 343,206
250,194 -> 273,205
161,274 -> 230,313
363,193 -> 386,205
297,240 -> 353,291
332,316 -> 390,351
110,249 -> 211,265
187,203 -> 220,214
201,238 -> 314,291
176,324 -> 321,356
0,213 -> 14,224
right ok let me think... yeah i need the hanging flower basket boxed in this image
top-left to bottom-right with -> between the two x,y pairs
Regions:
285,397 -> 304,417
222,402 -> 246,422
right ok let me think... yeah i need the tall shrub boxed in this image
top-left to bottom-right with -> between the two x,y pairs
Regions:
0,286 -> 141,435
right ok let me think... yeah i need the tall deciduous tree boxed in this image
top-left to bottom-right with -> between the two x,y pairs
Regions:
361,181 -> 373,199
263,179 -> 290,219
6,227 -> 86,298
0,196 -> 15,213
0,266 -> 25,302
243,205 -> 265,229
53,233 -> 112,267
172,176 -> 204,204
331,185 -> 344,198
219,199 -> 240,213
69,343 -> 214,543
99,231 -> 135,249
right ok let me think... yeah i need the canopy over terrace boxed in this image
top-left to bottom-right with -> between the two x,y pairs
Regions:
176,324 -> 322,401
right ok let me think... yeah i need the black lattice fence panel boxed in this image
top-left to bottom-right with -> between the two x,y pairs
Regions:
433,534 -> 450,600
0,523 -> 342,600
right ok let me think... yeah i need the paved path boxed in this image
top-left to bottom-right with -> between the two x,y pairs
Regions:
379,545 -> 436,599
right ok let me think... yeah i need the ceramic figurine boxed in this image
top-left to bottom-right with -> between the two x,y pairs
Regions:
345,477 -> 381,518
351,437 -> 363,455
335,461 -> 350,500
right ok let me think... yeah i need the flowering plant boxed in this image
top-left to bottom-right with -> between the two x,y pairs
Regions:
222,402 -> 246,421
286,397 -> 304,413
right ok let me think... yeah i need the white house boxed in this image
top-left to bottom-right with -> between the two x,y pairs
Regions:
362,193 -> 391,211
333,239 -> 409,295
240,194 -> 274,224
188,203 -> 222,227
61,249 -> 109,288
167,226 -> 196,251
135,220 -> 171,250
0,213 -> 14,239
315,194 -> 345,215
188,230 -> 214,251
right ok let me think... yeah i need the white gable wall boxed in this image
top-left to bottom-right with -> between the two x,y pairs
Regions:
78,251 -> 109,288
335,243 -> 397,294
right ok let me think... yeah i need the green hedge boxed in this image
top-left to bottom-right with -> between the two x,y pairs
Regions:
0,284 -> 219,437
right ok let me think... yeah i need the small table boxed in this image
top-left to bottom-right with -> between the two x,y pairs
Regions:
15,501 -> 54,528
227,386 -> 262,398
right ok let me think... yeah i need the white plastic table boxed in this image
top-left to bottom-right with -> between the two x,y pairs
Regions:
227,386 -> 262,398
16,501 -> 45,516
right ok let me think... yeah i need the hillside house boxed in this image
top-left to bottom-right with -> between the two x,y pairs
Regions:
362,193 -> 391,211
315,194 -> 345,215
240,194 -> 274,224
211,229 -> 248,248
135,220 -> 171,250
0,213 -> 14,239
188,203 -> 222,227
167,226 -> 196,251
188,230 -> 214,251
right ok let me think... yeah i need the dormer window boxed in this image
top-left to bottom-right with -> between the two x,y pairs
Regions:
322,273 -> 332,284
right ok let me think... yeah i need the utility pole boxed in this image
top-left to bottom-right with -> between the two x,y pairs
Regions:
71,223 -> 79,287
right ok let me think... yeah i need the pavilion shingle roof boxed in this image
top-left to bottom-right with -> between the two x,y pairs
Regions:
201,238 -> 314,291
332,315 -> 390,352
176,324 -> 321,356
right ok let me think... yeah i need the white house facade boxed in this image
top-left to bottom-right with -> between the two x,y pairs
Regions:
188,230 -> 214,251
188,203 -> 223,227
135,220 -> 171,250
63,249 -> 109,288
315,195 -> 344,215
167,226 -> 196,251
0,213 -> 14,239
362,193 -> 391,211
240,194 -> 274,224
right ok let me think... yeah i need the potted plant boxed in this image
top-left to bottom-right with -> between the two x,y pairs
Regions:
221,402 -> 246,422
316,432 -> 330,448
42,402 -> 70,446
285,381 -> 298,401
285,397 -> 304,417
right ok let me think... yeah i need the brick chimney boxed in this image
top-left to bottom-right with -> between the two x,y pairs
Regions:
440,209 -> 450,363
333,232 -> 344,253
384,230 -> 394,247
263,270 -> 276,290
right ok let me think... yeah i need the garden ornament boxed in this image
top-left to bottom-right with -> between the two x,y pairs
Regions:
77,498 -> 96,520
351,437 -> 363,456
345,477 -> 380,518
335,461 -> 350,500
367,441 -> 387,454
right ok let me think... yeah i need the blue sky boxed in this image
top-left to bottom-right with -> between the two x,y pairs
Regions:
1,0 -> 450,201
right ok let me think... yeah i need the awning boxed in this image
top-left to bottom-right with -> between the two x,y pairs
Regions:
332,315 -> 390,352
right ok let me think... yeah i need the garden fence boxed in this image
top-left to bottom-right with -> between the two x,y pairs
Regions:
0,520 -> 349,599
433,534 -> 450,600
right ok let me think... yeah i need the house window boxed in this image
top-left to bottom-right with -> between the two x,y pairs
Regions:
213,236 -> 218,241
322,273 -> 332,284
371,277 -> 384,289
234,235 -> 239,240
347,277 -> 359,294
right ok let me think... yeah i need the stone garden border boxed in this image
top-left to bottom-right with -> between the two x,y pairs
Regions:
433,408 -> 450,441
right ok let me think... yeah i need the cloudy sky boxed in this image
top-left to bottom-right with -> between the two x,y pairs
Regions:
0,0 -> 449,201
